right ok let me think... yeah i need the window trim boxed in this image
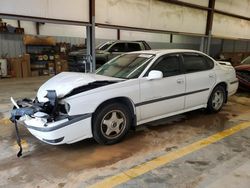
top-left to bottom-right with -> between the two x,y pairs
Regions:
181,52 -> 214,74
143,53 -> 183,78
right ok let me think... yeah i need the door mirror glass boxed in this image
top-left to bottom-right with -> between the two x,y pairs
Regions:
147,70 -> 163,80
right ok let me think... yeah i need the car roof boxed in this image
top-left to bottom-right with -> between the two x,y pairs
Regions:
129,49 -> 206,56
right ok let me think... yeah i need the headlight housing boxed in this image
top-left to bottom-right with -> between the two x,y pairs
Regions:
64,102 -> 71,114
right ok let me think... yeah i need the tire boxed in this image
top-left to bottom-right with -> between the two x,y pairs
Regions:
206,85 -> 226,113
92,103 -> 132,145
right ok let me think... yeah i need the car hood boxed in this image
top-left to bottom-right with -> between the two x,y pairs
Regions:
37,72 -> 124,102
235,64 -> 250,71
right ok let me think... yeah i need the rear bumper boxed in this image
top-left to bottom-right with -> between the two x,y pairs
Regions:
23,114 -> 93,145
228,79 -> 239,96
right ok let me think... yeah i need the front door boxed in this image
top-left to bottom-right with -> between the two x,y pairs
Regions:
138,54 -> 185,121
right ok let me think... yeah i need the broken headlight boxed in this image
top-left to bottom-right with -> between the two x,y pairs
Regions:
64,102 -> 71,113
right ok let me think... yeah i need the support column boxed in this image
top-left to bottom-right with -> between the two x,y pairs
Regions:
204,0 -> 215,55
87,0 -> 96,72
200,37 -> 205,52
170,34 -> 173,43
36,22 -> 40,35
117,29 -> 120,40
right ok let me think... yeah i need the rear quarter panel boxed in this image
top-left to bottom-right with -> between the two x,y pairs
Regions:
214,62 -> 238,96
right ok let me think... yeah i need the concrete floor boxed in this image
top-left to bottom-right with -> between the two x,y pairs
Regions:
0,77 -> 250,188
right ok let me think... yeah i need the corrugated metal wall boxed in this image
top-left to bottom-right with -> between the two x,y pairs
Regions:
1,33 -> 250,59
0,34 -> 25,58
0,33 -> 85,58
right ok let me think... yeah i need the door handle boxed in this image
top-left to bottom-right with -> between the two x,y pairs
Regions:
177,79 -> 184,84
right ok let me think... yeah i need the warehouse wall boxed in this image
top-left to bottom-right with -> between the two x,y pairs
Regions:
178,0 -> 209,6
1,0 -> 250,41
0,19 -> 119,57
0,33 -> 25,58
212,0 -> 250,39
0,0 -> 89,22
2,0 -> 250,59
2,19 -> 118,39
215,0 -> 250,17
0,19 -> 207,58
222,40 -> 250,52
96,0 -> 207,34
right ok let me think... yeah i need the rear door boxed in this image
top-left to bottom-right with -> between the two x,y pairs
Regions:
182,53 -> 216,109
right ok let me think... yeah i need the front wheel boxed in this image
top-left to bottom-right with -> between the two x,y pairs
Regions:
206,85 -> 226,113
92,103 -> 132,145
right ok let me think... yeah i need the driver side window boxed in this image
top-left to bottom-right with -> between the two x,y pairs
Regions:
109,43 -> 126,52
151,55 -> 181,77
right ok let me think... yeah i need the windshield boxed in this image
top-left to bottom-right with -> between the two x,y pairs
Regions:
96,53 -> 154,79
241,56 -> 250,65
96,42 -> 113,50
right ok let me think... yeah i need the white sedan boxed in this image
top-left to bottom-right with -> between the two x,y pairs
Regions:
11,49 -> 238,145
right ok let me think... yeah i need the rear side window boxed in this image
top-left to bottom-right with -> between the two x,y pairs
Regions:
142,42 -> 151,50
127,43 -> 141,52
150,55 -> 181,77
183,54 -> 214,73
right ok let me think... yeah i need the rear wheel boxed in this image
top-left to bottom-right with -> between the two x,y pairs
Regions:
207,85 -> 226,113
93,103 -> 132,145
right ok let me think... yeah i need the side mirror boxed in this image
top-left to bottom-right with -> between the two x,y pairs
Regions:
147,70 -> 163,80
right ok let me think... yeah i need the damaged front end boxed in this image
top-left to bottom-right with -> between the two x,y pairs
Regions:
10,72 -> 124,157
10,90 -> 69,157
11,90 -> 59,123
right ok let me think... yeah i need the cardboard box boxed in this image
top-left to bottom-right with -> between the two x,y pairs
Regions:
23,35 -> 56,46
9,57 -> 22,78
22,54 -> 31,77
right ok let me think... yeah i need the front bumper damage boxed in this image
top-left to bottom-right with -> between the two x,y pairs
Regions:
10,90 -> 92,157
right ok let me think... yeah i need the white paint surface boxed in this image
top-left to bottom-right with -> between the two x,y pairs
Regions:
23,50 -> 238,145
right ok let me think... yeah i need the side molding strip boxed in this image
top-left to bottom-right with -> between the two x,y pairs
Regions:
135,88 -> 209,107
230,80 -> 238,85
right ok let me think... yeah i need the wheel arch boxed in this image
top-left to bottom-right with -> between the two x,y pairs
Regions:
212,82 -> 228,103
92,97 -> 137,130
